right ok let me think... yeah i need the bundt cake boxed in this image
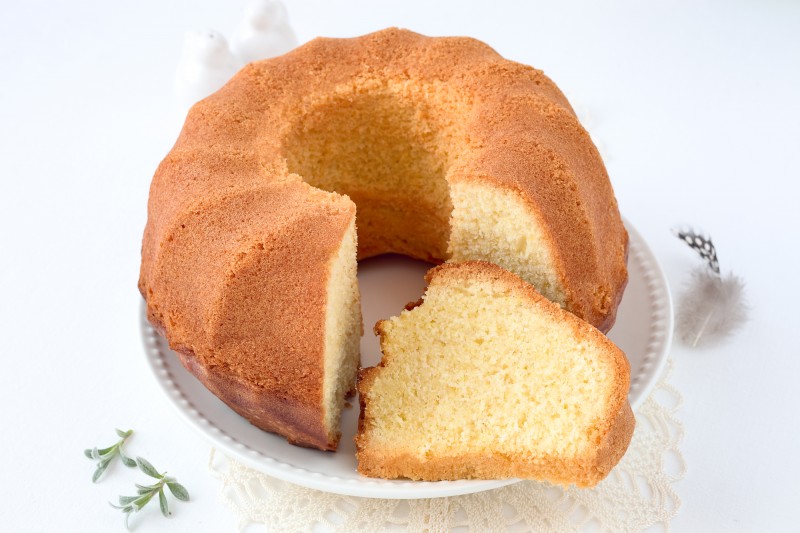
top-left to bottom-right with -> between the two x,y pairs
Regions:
139,28 -> 628,451
356,262 -> 634,485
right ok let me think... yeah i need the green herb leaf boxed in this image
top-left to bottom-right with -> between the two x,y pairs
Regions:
92,460 -> 111,483
132,491 -> 155,511
159,488 -> 170,517
136,457 -> 161,479
109,501 -> 134,513
96,445 -> 117,457
85,428 -> 135,482
166,481 -> 190,502
108,447 -> 189,528
119,449 -> 137,468
118,495 -> 139,506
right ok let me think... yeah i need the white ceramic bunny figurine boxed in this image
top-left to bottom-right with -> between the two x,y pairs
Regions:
174,29 -> 240,111
230,0 -> 299,65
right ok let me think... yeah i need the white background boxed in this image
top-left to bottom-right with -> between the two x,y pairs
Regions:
1,0 -> 799,531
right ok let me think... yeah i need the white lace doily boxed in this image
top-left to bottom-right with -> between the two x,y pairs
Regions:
208,360 -> 683,532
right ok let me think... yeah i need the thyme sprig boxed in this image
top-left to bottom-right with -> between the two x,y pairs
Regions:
84,428 -> 136,482
110,457 -> 190,530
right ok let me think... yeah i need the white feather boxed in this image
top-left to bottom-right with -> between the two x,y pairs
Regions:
676,267 -> 748,347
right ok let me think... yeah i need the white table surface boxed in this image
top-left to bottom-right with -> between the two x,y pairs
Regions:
1,1 -> 798,531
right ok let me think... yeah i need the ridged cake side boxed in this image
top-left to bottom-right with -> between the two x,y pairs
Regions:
141,180 -> 358,450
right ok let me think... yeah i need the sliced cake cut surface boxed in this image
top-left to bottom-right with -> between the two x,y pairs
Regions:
356,261 -> 634,486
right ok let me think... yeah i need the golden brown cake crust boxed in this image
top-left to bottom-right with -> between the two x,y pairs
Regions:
357,261 -> 634,486
140,28 -> 628,450
143,27 -> 627,325
142,182 -> 354,450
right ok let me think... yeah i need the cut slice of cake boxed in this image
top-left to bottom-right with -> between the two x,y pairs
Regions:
356,261 -> 634,487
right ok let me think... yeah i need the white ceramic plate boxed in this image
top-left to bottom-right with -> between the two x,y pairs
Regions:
141,220 -> 672,499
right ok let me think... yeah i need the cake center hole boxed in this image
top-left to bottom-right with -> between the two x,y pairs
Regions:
284,85 -> 466,262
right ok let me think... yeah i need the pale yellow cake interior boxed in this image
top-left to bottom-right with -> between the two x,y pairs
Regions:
321,218 -> 362,442
368,274 -> 615,459
285,79 -> 568,308
285,80 -> 464,261
448,181 -> 567,308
